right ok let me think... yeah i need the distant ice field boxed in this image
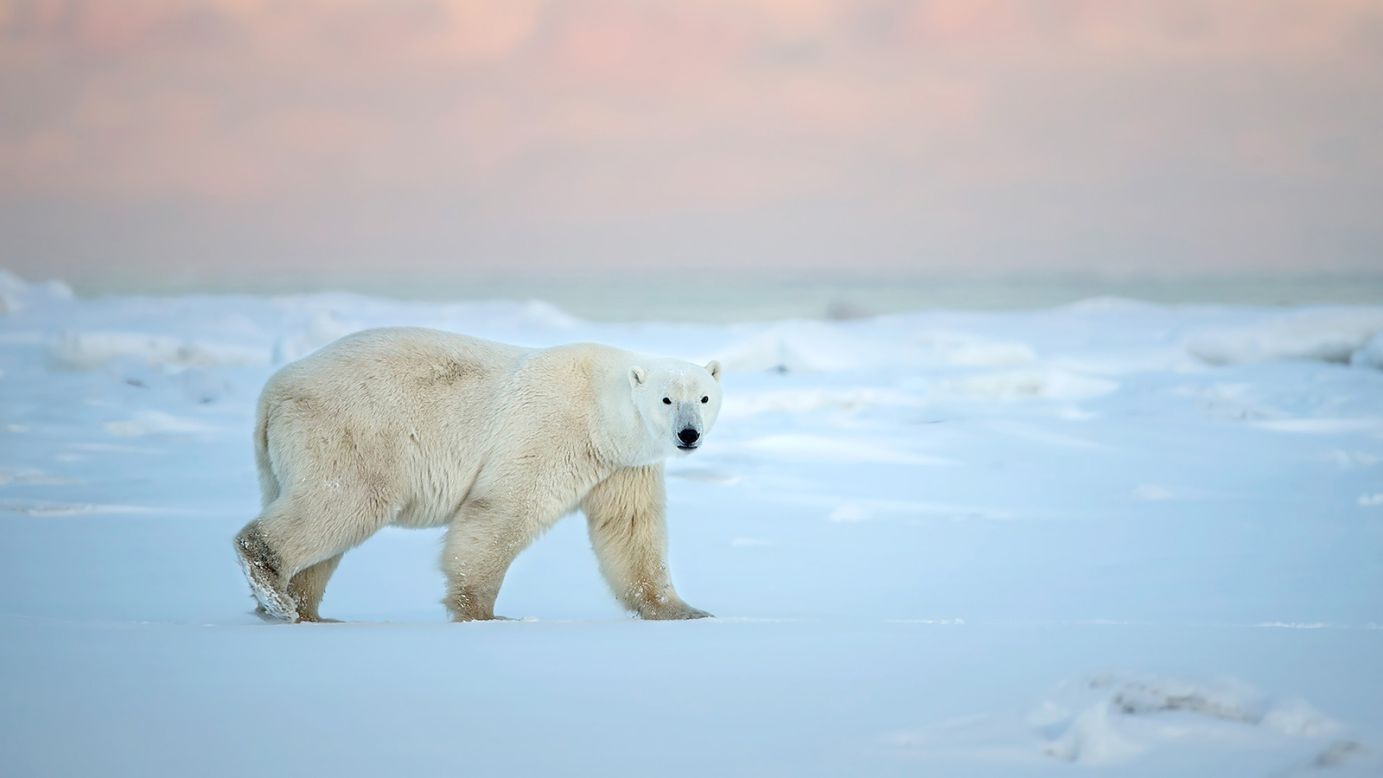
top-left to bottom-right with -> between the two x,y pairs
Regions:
1,269 -> 1381,776
68,270 -> 1383,322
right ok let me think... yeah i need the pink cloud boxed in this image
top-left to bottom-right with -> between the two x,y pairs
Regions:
2,0 -> 1381,277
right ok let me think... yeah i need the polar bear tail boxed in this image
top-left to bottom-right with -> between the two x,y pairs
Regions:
254,395 -> 279,508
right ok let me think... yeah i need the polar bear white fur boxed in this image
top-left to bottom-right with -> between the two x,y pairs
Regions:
233,327 -> 722,623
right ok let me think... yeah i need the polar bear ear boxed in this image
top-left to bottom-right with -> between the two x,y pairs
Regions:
629,366 -> 647,387
705,360 -> 722,382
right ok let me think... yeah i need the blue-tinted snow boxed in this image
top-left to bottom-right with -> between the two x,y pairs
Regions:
1,270 -> 1381,776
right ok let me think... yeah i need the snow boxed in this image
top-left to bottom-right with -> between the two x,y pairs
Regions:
1351,332 -> 1383,370
1186,309 -> 1383,367
1,272 -> 1381,776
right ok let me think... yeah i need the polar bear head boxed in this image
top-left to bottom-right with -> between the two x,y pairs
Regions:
629,359 -> 722,458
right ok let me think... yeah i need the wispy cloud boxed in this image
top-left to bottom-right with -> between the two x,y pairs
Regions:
3,0 -> 1381,280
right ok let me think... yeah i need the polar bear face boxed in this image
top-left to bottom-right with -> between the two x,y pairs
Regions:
629,359 -> 722,458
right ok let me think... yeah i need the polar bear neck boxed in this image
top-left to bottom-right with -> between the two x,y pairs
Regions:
591,363 -> 665,468
519,344 -> 672,469
558,347 -> 666,468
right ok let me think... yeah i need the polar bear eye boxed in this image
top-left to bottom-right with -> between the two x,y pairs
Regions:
662,397 -> 672,405
701,396 -> 709,403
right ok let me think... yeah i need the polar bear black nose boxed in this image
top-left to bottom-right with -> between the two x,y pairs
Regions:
678,428 -> 700,445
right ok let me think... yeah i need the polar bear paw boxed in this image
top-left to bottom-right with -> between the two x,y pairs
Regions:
235,527 -> 300,623
241,560 -> 300,623
642,602 -> 714,620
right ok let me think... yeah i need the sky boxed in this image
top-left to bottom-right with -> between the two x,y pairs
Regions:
2,0 -> 1382,289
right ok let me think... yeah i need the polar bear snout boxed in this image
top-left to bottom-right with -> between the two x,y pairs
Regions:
677,427 -> 701,449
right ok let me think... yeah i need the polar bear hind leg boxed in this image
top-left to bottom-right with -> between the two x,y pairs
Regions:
235,487 -> 391,622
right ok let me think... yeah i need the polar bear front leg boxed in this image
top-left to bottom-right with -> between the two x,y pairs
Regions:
582,465 -> 712,620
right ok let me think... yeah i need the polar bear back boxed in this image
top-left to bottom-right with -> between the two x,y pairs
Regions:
257,327 -> 636,529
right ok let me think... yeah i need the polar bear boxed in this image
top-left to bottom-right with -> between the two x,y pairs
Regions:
233,327 -> 722,623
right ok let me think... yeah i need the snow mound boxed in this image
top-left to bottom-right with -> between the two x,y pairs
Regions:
1039,675 -> 1354,767
720,387 -> 921,421
271,310 -> 363,364
665,467 -> 742,486
0,501 -> 158,517
1187,310 -> 1383,367
737,434 -> 953,466
456,299 -> 580,330
913,330 -> 1037,367
935,368 -> 1118,402
268,298 -> 581,363
103,410 -> 219,438
716,323 -> 896,373
884,674 -> 1367,772
0,269 -> 74,316
1350,331 -> 1383,370
716,323 -> 1036,373
819,497 -> 1017,523
49,331 -> 267,371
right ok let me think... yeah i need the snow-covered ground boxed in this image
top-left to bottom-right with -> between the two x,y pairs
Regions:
2,269 -> 1381,776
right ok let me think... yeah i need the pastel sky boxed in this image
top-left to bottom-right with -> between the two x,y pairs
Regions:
2,0 -> 1381,285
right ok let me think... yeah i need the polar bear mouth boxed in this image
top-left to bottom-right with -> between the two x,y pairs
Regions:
676,443 -> 699,451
